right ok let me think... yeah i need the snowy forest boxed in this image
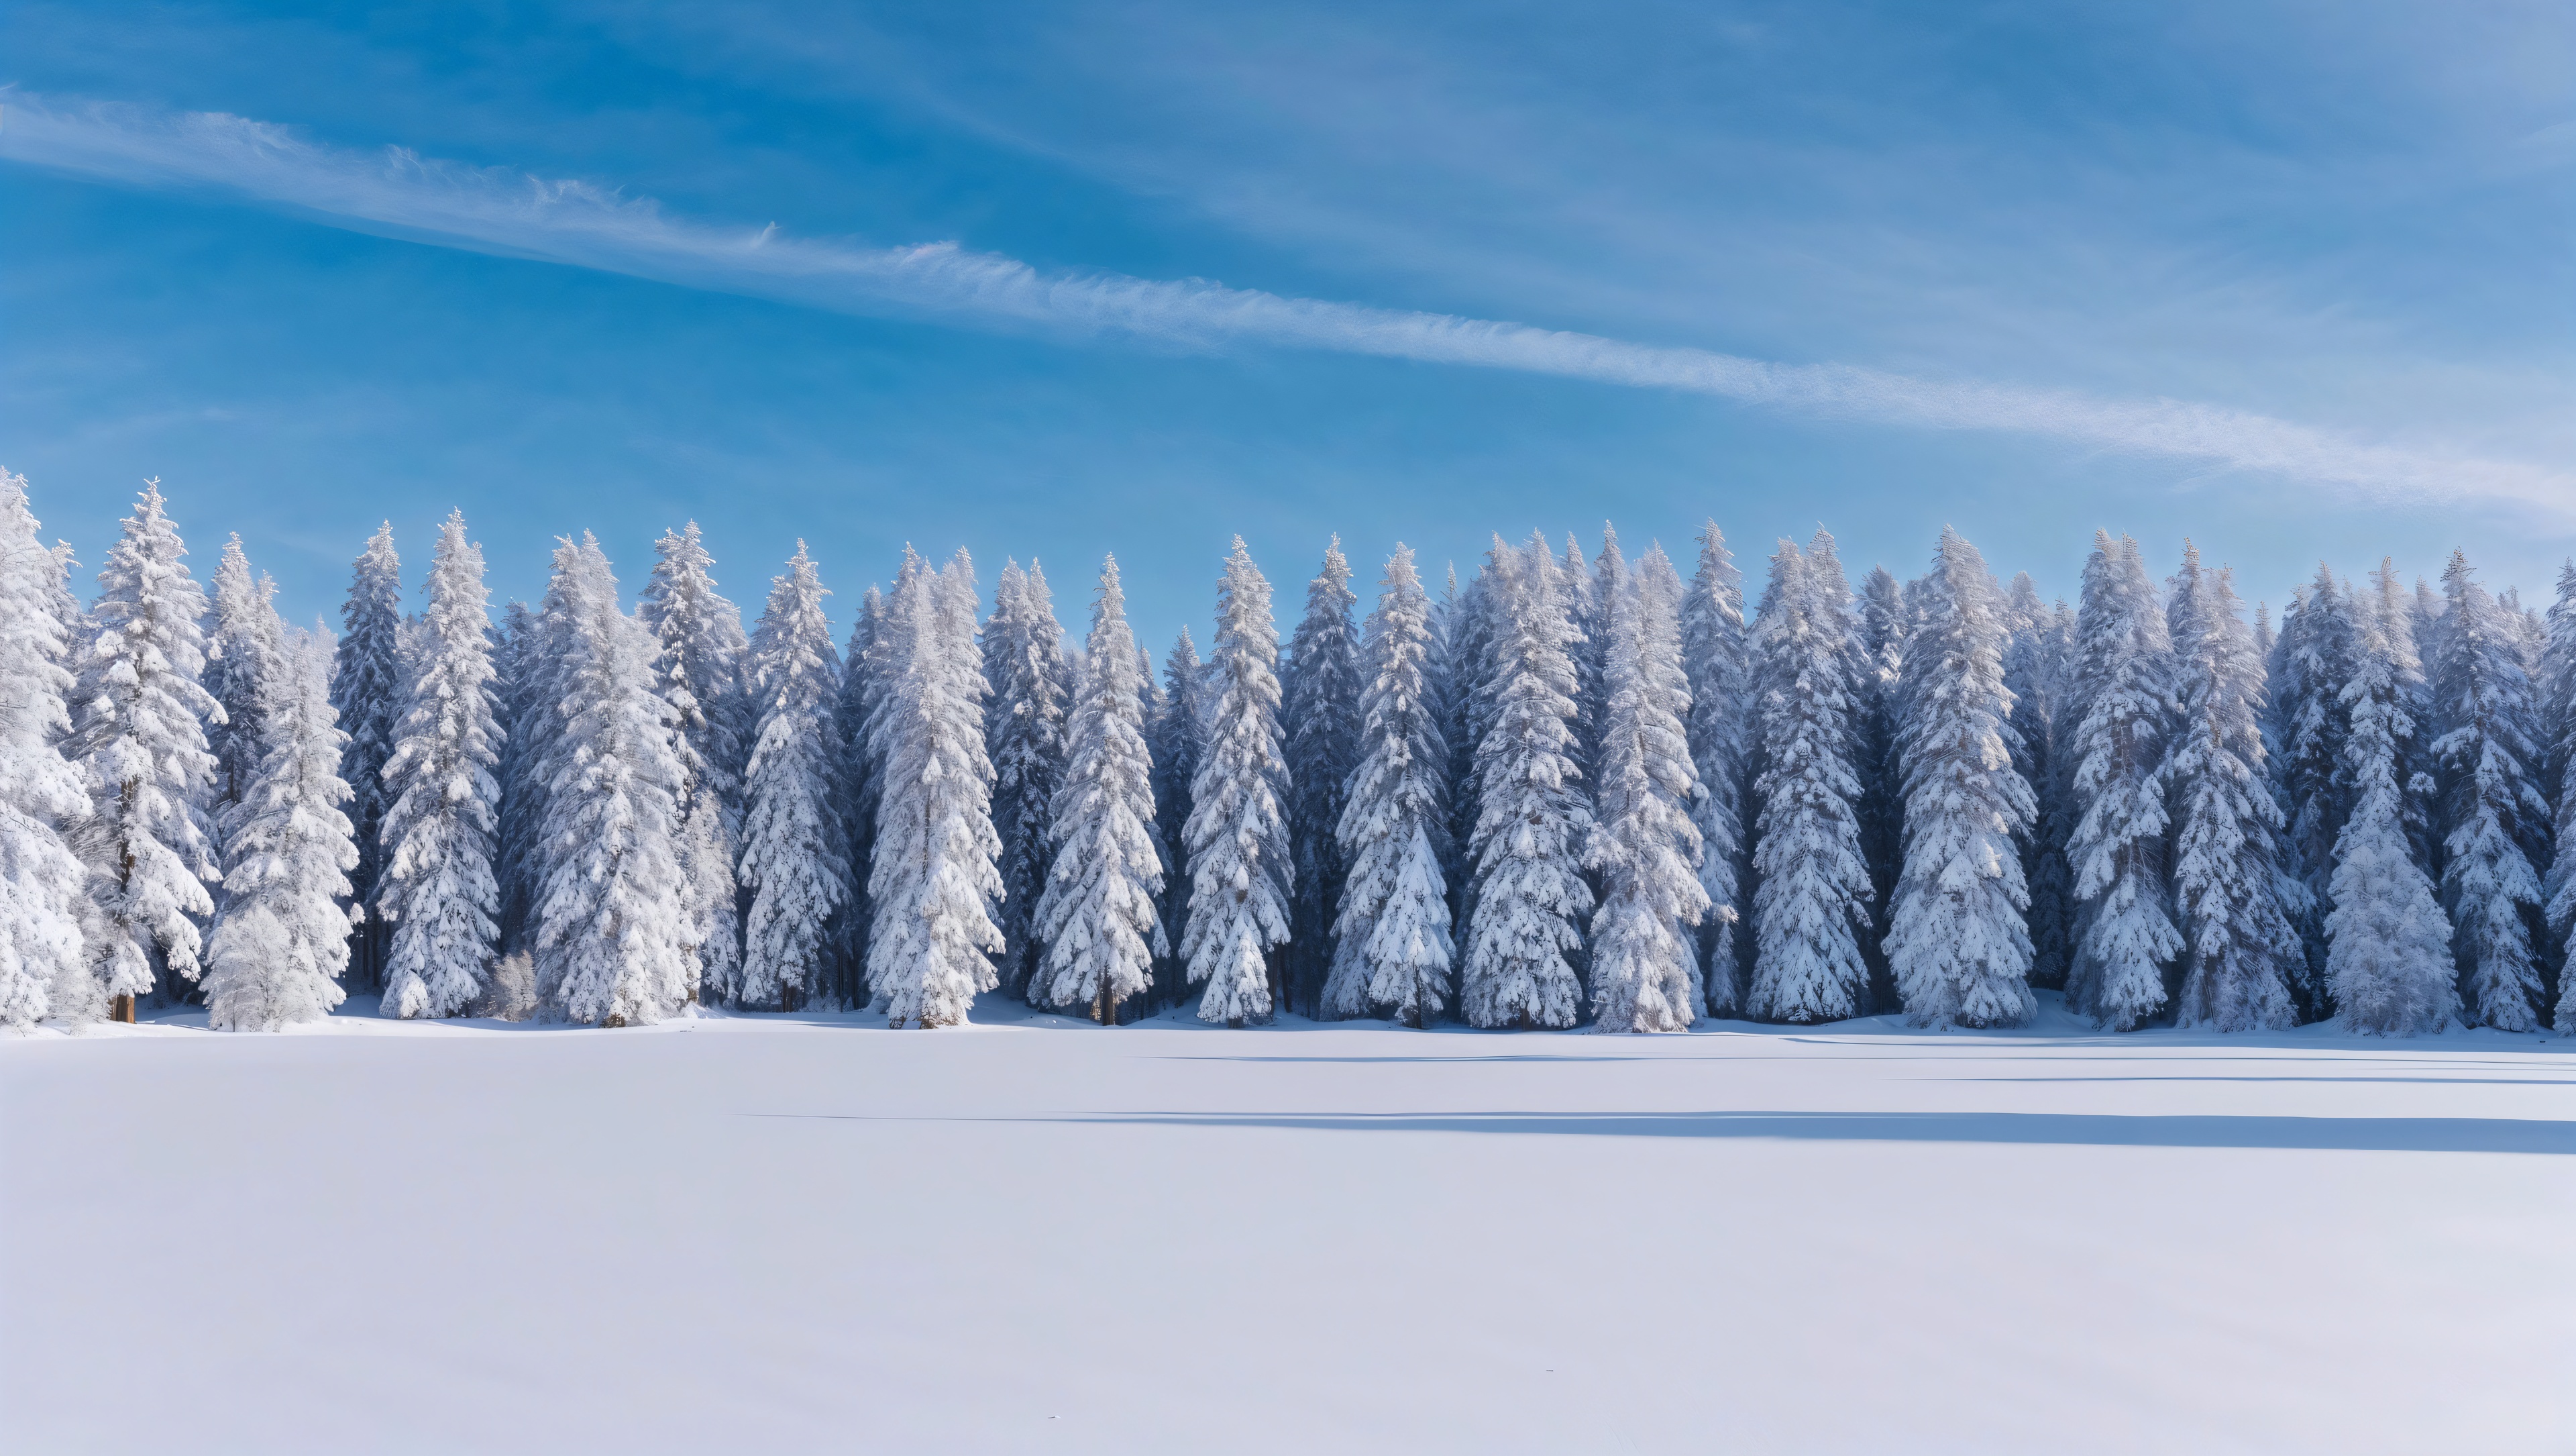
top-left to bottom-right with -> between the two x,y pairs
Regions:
1,469 -> 2565,1040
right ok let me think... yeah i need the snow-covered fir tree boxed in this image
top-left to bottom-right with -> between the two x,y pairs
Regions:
490,598 -> 549,954
2268,566 -> 2357,1014
1680,523 -> 1750,1015
64,482 -> 221,1017
1854,563 -> 1909,988
1745,537 -> 1873,1023
2429,551 -> 2548,1031
1325,544 -> 1453,1025
1030,557 -> 1163,1021
830,581 -> 896,1008
983,559 -> 1069,1002
2327,577 -> 2459,1035
331,522 -> 403,989
1182,539 -> 1293,1025
1440,564 -> 1496,944
2165,543 -> 2298,1031
639,522 -> 750,1008
1568,531 -> 1609,785
1585,545 -> 1707,1033
1886,528 -> 2035,1029
1147,628 -> 1208,1011
739,543 -> 848,1012
1281,537 -> 1362,1017
0,473 -> 93,1027
203,629 -> 356,1031
2002,573 -> 2076,991
2064,533 -> 2182,1031
2544,562 -> 2576,1026
533,535 -> 696,1026
201,536 -> 286,854
1460,535 -> 1591,1029
376,511 -> 502,1020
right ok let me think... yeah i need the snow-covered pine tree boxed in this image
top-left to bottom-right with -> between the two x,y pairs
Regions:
1882,529 -> 2035,1028
331,523 -> 403,989
2269,567 -> 2357,1015
1182,539 -> 1294,1025
1281,537 -> 1362,1017
1325,544 -> 1453,1025
867,551 -> 1005,1027
1744,538 -> 1873,1023
1148,629 -> 1208,1011
0,472 -> 92,1027
1568,531 -> 1609,785
202,536 -> 286,858
1460,535 -> 1591,1029
2165,543 -> 2298,1031
1854,564 -> 1908,992
2544,564 -> 2576,1025
739,543 -> 848,1012
983,559 -> 1070,1002
2064,533 -> 2182,1030
376,511 -> 502,1021
533,535 -> 696,1027
2001,573 -> 2074,991
2429,550 -> 2548,1031
1031,556 -> 1163,1022
203,629 -> 357,1031
1440,564 -> 1497,947
1585,544 -> 1707,1033
830,581 -> 896,1008
639,522 -> 751,1008
1680,523 -> 1750,1015
488,599 -> 540,953
2327,577 -> 2459,1035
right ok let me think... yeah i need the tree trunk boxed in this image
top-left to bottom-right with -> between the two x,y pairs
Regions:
111,994 -> 135,1024
1094,975 -> 1110,1027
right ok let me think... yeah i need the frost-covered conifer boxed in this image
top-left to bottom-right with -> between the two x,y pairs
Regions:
1854,564 -> 1908,975
2269,568 -> 2357,1012
830,582 -> 896,1007
2542,564 -> 2576,1024
331,523 -> 403,988
375,512 -> 501,1020
1031,557 -> 1163,1021
1568,531 -> 1608,784
1884,529 -> 2034,1028
1745,538 -> 1872,1023
1680,523 -> 1751,1014
1282,538 -> 1362,1016
640,523 -> 750,1007
868,551 -> 1004,1027
64,483 -> 221,1015
2064,534 -> 2181,1030
2430,551 -> 2548,1030
533,536 -> 696,1026
1326,545 -> 1452,1025
202,537 -> 286,852
2165,543 -> 2298,1031
1182,539 -> 1293,1025
491,599 -> 550,953
1148,629 -> 1208,1010
1585,545 -> 1706,1032
2002,574 -> 2074,990
204,630 -> 356,1031
984,560 -> 1070,1001
2328,579 -> 2459,1035
1441,565 -> 1497,937
1461,535 -> 1591,1029
0,473 -> 91,1027
739,544 -> 848,1010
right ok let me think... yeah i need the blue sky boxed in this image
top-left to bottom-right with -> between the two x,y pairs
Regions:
3,1 -> 2569,643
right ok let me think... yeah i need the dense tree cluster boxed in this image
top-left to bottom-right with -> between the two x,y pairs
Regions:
3,469 -> 2567,1038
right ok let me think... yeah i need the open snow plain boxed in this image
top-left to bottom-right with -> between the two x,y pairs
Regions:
7,996 -> 2571,1455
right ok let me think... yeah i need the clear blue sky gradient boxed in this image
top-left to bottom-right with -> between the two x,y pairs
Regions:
4,2 -> 2569,645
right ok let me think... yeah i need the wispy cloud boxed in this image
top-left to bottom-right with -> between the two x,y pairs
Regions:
4,92 -> 2563,515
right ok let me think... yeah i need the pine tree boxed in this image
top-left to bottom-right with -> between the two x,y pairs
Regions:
64,482 -> 221,1018
2165,543 -> 2298,1031
203,629 -> 357,1031
640,523 -> 751,1008
2064,534 -> 2182,1030
2002,574 -> 2075,991
1680,523 -> 1751,1015
0,473 -> 92,1027
1460,535 -> 1591,1029
1440,565 -> 1497,947
2543,563 -> 2576,1025
1568,531 -> 1609,786
983,559 -> 1070,1001
1148,629 -> 1208,1012
1031,557 -> 1163,1021
1282,537 -> 1362,1017
2327,578 -> 2459,1035
331,523 -> 403,990
2267,567 -> 2356,1016
202,536 -> 286,855
1854,564 -> 1909,994
1745,538 -> 1872,1023
1325,545 -> 1453,1025
1183,539 -> 1294,1025
1585,545 -> 1707,1032
376,511 -> 502,1020
831,582 -> 896,1008
739,544 -> 848,1011
2430,551 -> 2548,1030
1886,528 -> 2035,1029
533,536 -> 696,1026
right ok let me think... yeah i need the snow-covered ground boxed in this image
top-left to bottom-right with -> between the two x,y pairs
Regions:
6,994 -> 2570,1455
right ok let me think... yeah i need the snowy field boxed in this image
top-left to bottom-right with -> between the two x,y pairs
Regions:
6,997 -> 2571,1455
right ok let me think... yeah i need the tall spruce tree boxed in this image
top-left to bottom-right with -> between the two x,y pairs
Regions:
488,599 -> 543,955
1585,545 -> 1707,1032
2064,534 -> 2181,1030
1680,524 -> 1751,1015
202,536 -> 286,857
739,545 -> 847,1011
2267,568 -> 2356,1016
2544,563 -> 2576,1025
2430,551 -> 2548,1030
832,582 -> 896,1008
984,560 -> 1070,1001
0,473 -> 92,1027
1148,629 -> 1208,1011
1282,538 -> 1362,1017
332,523 -> 403,989
1854,564 -> 1909,996
2002,573 -> 2075,991
1182,539 -> 1293,1025
1031,557 -> 1163,1022
2328,577 -> 2459,1035
640,523 -> 751,1008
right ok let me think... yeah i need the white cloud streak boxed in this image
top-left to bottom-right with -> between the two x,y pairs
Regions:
3,92 -> 2563,515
